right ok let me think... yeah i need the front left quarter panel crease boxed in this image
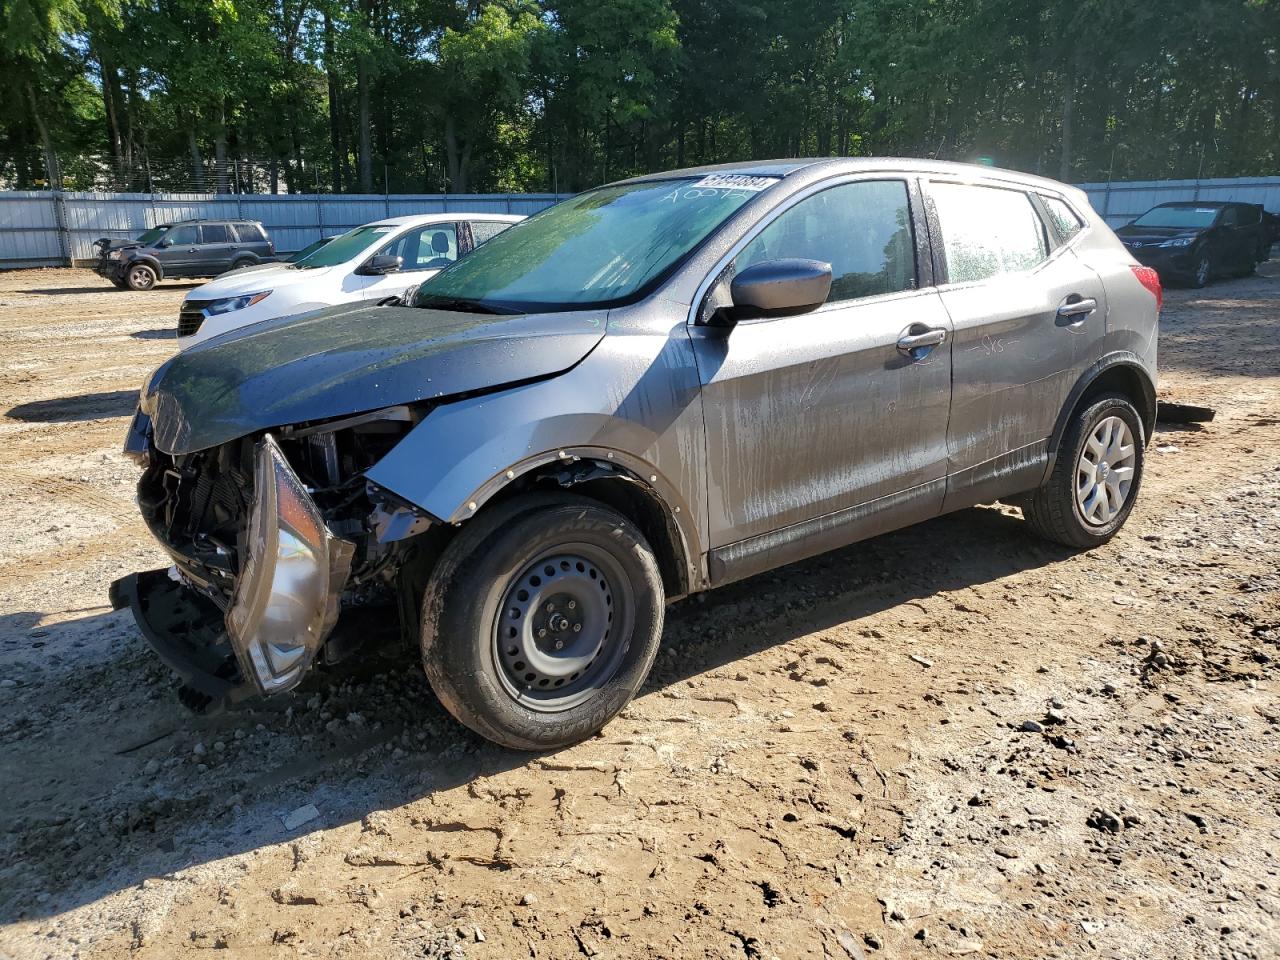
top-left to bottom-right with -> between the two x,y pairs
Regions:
364,320 -> 709,592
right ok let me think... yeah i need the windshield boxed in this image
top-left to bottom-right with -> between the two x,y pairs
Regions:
136,226 -> 169,245
294,224 -> 397,268
412,175 -> 778,311
1133,206 -> 1220,229
287,237 -> 332,263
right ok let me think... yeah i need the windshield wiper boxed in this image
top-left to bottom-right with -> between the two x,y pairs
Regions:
415,295 -> 519,315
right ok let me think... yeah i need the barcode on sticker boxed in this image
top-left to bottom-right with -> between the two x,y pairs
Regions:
691,174 -> 777,192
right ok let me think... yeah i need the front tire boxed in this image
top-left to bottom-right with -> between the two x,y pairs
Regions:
421,494 -> 665,751
1023,394 -> 1145,549
124,262 -> 157,291
1190,253 -> 1211,288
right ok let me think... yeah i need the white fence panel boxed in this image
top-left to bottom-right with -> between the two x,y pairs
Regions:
4,178 -> 1277,268
1080,176 -> 1280,228
0,191 -> 571,269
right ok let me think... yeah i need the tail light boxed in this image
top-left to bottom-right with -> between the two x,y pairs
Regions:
1130,264 -> 1162,312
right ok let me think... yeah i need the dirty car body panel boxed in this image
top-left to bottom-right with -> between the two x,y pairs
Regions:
115,158 -> 1158,735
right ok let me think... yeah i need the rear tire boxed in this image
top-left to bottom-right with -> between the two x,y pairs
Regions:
230,257 -> 255,271
1023,394 -> 1145,549
124,263 -> 157,291
421,493 -> 665,751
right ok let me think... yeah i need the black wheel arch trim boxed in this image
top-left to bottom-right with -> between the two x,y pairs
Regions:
126,255 -> 165,281
1046,353 -> 1156,464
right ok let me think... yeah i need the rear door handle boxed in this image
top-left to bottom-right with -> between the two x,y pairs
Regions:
897,327 -> 947,354
1057,296 -> 1097,319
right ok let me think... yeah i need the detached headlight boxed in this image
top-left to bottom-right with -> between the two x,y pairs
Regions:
1158,237 -> 1195,248
108,249 -> 122,260
206,290 -> 271,316
226,435 -> 354,694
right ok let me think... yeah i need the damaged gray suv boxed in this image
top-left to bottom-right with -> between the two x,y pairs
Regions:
113,159 -> 1161,750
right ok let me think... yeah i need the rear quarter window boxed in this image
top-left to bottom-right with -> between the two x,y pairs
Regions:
1040,195 -> 1085,246
930,182 -> 1048,283
233,223 -> 268,242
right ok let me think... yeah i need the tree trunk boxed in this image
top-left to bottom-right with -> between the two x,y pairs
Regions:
26,83 -> 61,188
214,99 -> 229,193
357,55 -> 373,191
444,116 -> 470,193
324,11 -> 344,192
1059,61 -> 1076,182
96,49 -> 123,164
188,122 -> 205,191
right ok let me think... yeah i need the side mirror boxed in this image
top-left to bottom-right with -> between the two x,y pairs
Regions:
725,258 -> 832,323
360,254 -> 403,276
157,238 -> 172,248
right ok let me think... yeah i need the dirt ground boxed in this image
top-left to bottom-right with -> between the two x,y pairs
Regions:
0,266 -> 1277,960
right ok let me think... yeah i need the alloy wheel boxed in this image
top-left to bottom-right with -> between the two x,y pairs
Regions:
129,265 -> 155,290
1076,415 -> 1137,525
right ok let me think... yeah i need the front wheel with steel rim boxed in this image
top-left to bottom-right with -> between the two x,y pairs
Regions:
1023,394 -> 1145,548
124,262 -> 157,291
421,493 -> 665,751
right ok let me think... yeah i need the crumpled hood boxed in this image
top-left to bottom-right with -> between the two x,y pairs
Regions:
141,301 -> 607,455
96,237 -> 141,254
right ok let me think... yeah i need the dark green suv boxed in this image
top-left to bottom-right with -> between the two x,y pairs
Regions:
93,219 -> 276,290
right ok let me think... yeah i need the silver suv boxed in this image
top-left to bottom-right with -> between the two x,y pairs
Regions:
113,160 -> 1160,750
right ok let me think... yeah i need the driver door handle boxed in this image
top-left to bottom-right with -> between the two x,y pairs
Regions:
1057,296 -> 1097,319
897,327 -> 947,353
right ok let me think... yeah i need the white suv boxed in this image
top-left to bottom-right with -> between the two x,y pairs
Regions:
176,213 -> 523,348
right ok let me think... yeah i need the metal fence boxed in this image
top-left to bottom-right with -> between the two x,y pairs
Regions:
0,191 -> 571,269
3,177 -> 1279,269
1078,176 -> 1280,229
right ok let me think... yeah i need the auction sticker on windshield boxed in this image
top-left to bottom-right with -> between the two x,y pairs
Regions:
691,174 -> 779,192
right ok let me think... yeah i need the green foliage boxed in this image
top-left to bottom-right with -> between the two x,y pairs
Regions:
1,0 -> 1277,192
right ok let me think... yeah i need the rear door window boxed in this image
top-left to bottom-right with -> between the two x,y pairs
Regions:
736,179 -> 917,303
930,182 -> 1048,283
470,221 -> 513,247
200,223 -> 232,244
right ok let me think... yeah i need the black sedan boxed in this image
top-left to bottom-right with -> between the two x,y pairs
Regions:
1116,201 -> 1269,288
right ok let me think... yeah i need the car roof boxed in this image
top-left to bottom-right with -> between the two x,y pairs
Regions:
612,157 -> 1082,194
161,218 -> 263,226
363,212 -> 525,228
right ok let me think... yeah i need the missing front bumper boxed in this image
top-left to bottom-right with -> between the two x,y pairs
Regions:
226,434 -> 355,693
114,433 -> 355,703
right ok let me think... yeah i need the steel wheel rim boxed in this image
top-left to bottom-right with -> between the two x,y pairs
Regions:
130,266 -> 154,289
492,544 -> 633,713
1195,257 -> 1209,285
1076,415 -> 1136,526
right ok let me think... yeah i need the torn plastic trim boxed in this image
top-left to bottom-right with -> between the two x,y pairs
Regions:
109,569 -> 253,705
226,434 -> 355,695
366,481 -> 438,543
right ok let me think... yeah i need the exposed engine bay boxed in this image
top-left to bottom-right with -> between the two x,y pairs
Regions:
111,405 -> 440,710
